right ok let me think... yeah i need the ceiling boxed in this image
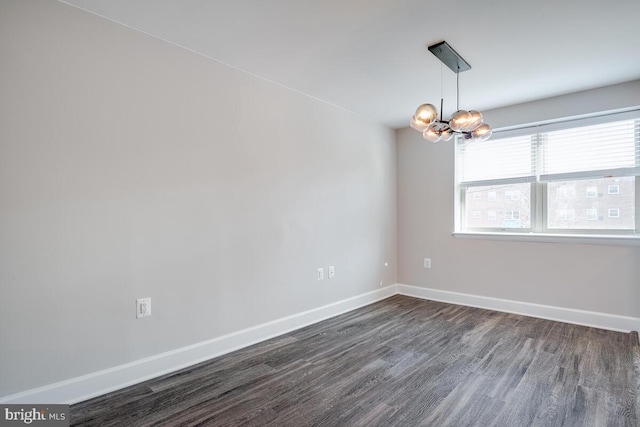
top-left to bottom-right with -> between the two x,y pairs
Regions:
60,0 -> 640,129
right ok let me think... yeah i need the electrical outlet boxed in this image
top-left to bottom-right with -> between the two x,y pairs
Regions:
136,298 -> 151,319
317,267 -> 324,280
328,266 -> 335,278
424,258 -> 431,269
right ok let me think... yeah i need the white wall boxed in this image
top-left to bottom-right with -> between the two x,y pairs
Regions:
0,0 -> 397,397
397,81 -> 640,319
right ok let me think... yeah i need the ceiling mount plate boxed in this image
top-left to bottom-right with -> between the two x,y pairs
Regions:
428,41 -> 471,73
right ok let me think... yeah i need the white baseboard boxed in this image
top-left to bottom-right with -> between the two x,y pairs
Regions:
397,284 -> 640,333
3,283 -> 638,405
0,285 -> 397,405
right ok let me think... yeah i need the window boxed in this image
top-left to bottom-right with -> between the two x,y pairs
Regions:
505,190 -> 521,200
462,183 -> 531,229
547,177 -> 635,230
586,186 -> 598,198
505,210 -> 520,220
557,209 -> 576,220
472,211 -> 481,219
456,111 -> 640,236
586,209 -> 598,221
556,186 -> 576,199
472,192 -> 481,200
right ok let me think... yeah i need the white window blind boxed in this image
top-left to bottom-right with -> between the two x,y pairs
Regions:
458,135 -> 534,185
540,119 -> 640,181
458,114 -> 640,185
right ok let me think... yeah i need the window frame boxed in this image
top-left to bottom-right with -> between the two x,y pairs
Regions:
455,109 -> 640,238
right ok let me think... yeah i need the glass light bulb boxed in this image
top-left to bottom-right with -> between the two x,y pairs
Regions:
410,115 -> 429,132
440,127 -> 454,142
471,123 -> 492,141
465,110 -> 484,131
449,110 -> 471,132
423,123 -> 441,142
414,104 -> 438,126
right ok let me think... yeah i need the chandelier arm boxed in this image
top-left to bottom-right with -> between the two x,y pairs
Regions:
456,67 -> 460,111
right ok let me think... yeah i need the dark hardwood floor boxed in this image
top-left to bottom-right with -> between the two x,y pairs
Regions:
71,295 -> 639,426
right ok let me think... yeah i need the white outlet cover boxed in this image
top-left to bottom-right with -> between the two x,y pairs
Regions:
136,298 -> 151,319
317,268 -> 324,280
328,266 -> 335,278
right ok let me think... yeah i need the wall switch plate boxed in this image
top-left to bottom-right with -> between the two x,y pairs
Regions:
328,266 -> 335,278
136,298 -> 151,319
317,268 -> 324,280
424,258 -> 431,269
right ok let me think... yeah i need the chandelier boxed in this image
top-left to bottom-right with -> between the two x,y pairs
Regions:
410,41 -> 492,142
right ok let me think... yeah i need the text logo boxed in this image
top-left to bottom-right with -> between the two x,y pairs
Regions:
1,405 -> 69,426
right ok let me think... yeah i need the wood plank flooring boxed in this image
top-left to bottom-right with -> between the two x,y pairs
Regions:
70,295 -> 639,426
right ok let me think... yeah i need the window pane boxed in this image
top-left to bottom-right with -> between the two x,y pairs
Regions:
465,183 -> 531,229
547,177 -> 635,230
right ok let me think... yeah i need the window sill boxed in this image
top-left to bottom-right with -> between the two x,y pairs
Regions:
453,231 -> 640,246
